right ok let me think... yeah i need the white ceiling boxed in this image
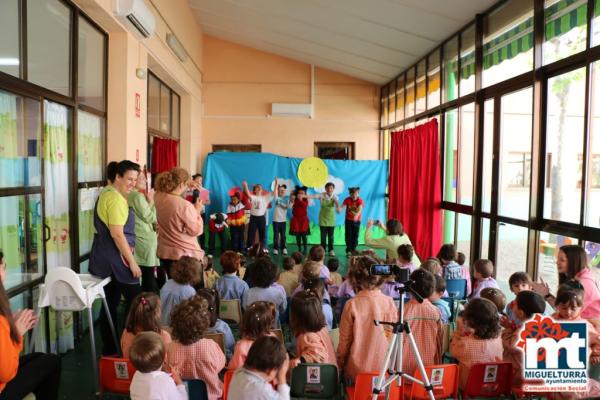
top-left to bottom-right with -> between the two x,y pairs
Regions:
189,0 -> 497,84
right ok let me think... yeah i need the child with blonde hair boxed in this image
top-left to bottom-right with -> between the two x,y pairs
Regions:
121,292 -> 172,358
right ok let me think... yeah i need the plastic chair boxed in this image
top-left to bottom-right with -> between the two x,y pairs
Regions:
35,267 -> 119,391
98,356 -> 136,397
408,364 -> 458,399
446,279 -> 467,300
290,363 -> 340,399
203,332 -> 225,353
184,379 -> 208,400
223,369 -> 234,400
462,361 -> 512,398
346,372 -> 402,400
219,299 -> 242,325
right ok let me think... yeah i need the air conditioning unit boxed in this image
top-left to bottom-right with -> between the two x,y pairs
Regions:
271,103 -> 313,118
114,0 -> 156,39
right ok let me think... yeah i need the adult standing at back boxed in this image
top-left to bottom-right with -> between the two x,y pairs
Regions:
89,160 -> 143,355
154,168 -> 205,278
364,219 -> 421,265
128,169 -> 162,292
533,244 -> 600,319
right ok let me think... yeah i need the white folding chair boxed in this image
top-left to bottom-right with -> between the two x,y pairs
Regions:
33,267 -> 118,392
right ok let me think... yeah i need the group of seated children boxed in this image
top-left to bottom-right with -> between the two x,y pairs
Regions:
124,240 -> 600,400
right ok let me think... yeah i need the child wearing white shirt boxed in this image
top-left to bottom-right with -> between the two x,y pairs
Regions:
242,179 -> 277,253
227,336 -> 290,400
129,331 -> 187,400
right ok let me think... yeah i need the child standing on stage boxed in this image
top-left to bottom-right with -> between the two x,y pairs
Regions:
242,179 -> 277,254
289,186 -> 311,253
340,187 -> 364,256
272,183 -> 290,255
317,182 -> 340,257
226,192 -> 247,253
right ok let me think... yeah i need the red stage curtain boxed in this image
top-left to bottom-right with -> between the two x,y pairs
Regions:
388,119 -> 442,260
151,137 -> 178,174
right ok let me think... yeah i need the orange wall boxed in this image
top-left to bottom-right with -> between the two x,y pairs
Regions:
201,36 -> 380,163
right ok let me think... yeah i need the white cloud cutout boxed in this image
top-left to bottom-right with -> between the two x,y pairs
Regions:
270,178 -> 294,196
313,175 -> 345,195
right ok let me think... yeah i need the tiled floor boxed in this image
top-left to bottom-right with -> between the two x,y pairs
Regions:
57,245 -> 380,398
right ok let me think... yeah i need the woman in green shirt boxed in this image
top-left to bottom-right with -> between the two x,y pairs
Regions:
128,171 -> 162,293
364,219 -> 420,266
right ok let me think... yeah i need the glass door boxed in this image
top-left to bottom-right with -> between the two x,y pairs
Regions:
42,100 -> 74,352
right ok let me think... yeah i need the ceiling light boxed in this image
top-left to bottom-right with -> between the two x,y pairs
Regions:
166,33 -> 187,63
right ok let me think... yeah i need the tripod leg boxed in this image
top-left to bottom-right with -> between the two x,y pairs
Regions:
371,332 -> 399,400
406,331 -> 436,400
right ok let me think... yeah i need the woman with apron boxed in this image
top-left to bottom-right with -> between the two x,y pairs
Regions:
89,160 -> 142,356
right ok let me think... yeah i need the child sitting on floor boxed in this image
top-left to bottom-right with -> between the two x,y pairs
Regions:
291,251 -> 305,277
203,256 -> 220,290
278,257 -> 299,297
196,288 -> 235,359
289,290 -> 337,368
229,301 -> 277,370
327,257 -> 343,297
121,292 -> 172,358
430,275 -> 451,324
308,245 -> 331,281
227,336 -> 290,400
420,257 -> 442,276
505,271 -> 533,326
214,250 -> 249,302
450,298 -> 503,389
167,296 -> 226,400
129,332 -> 186,400
471,259 -> 499,298
160,256 -> 201,325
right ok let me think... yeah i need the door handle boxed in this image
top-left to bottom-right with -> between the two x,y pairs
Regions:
43,224 -> 51,242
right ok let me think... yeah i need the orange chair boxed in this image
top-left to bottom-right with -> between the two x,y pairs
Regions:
223,369 -> 235,400
408,364 -> 459,399
345,372 -> 402,400
462,362 -> 512,398
98,356 -> 136,397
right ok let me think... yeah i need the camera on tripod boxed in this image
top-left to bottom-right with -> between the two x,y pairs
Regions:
369,264 -> 410,283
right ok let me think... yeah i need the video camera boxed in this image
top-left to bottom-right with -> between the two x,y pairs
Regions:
369,264 -> 411,284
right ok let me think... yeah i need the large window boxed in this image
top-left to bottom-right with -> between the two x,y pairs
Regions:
379,0 -> 600,284
0,1 -> 107,352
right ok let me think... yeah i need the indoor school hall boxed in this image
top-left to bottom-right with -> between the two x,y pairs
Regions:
1,0 -> 600,399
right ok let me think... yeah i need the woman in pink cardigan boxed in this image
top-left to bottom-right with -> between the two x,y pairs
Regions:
154,168 -> 205,280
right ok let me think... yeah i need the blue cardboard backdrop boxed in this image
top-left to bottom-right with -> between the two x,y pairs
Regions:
202,152 -> 388,245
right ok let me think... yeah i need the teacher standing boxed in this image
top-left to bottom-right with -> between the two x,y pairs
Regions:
154,168 -> 205,278
89,160 -> 142,356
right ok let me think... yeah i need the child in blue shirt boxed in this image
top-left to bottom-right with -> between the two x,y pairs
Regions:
430,274 -> 451,324
215,250 -> 249,301
196,288 -> 235,359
